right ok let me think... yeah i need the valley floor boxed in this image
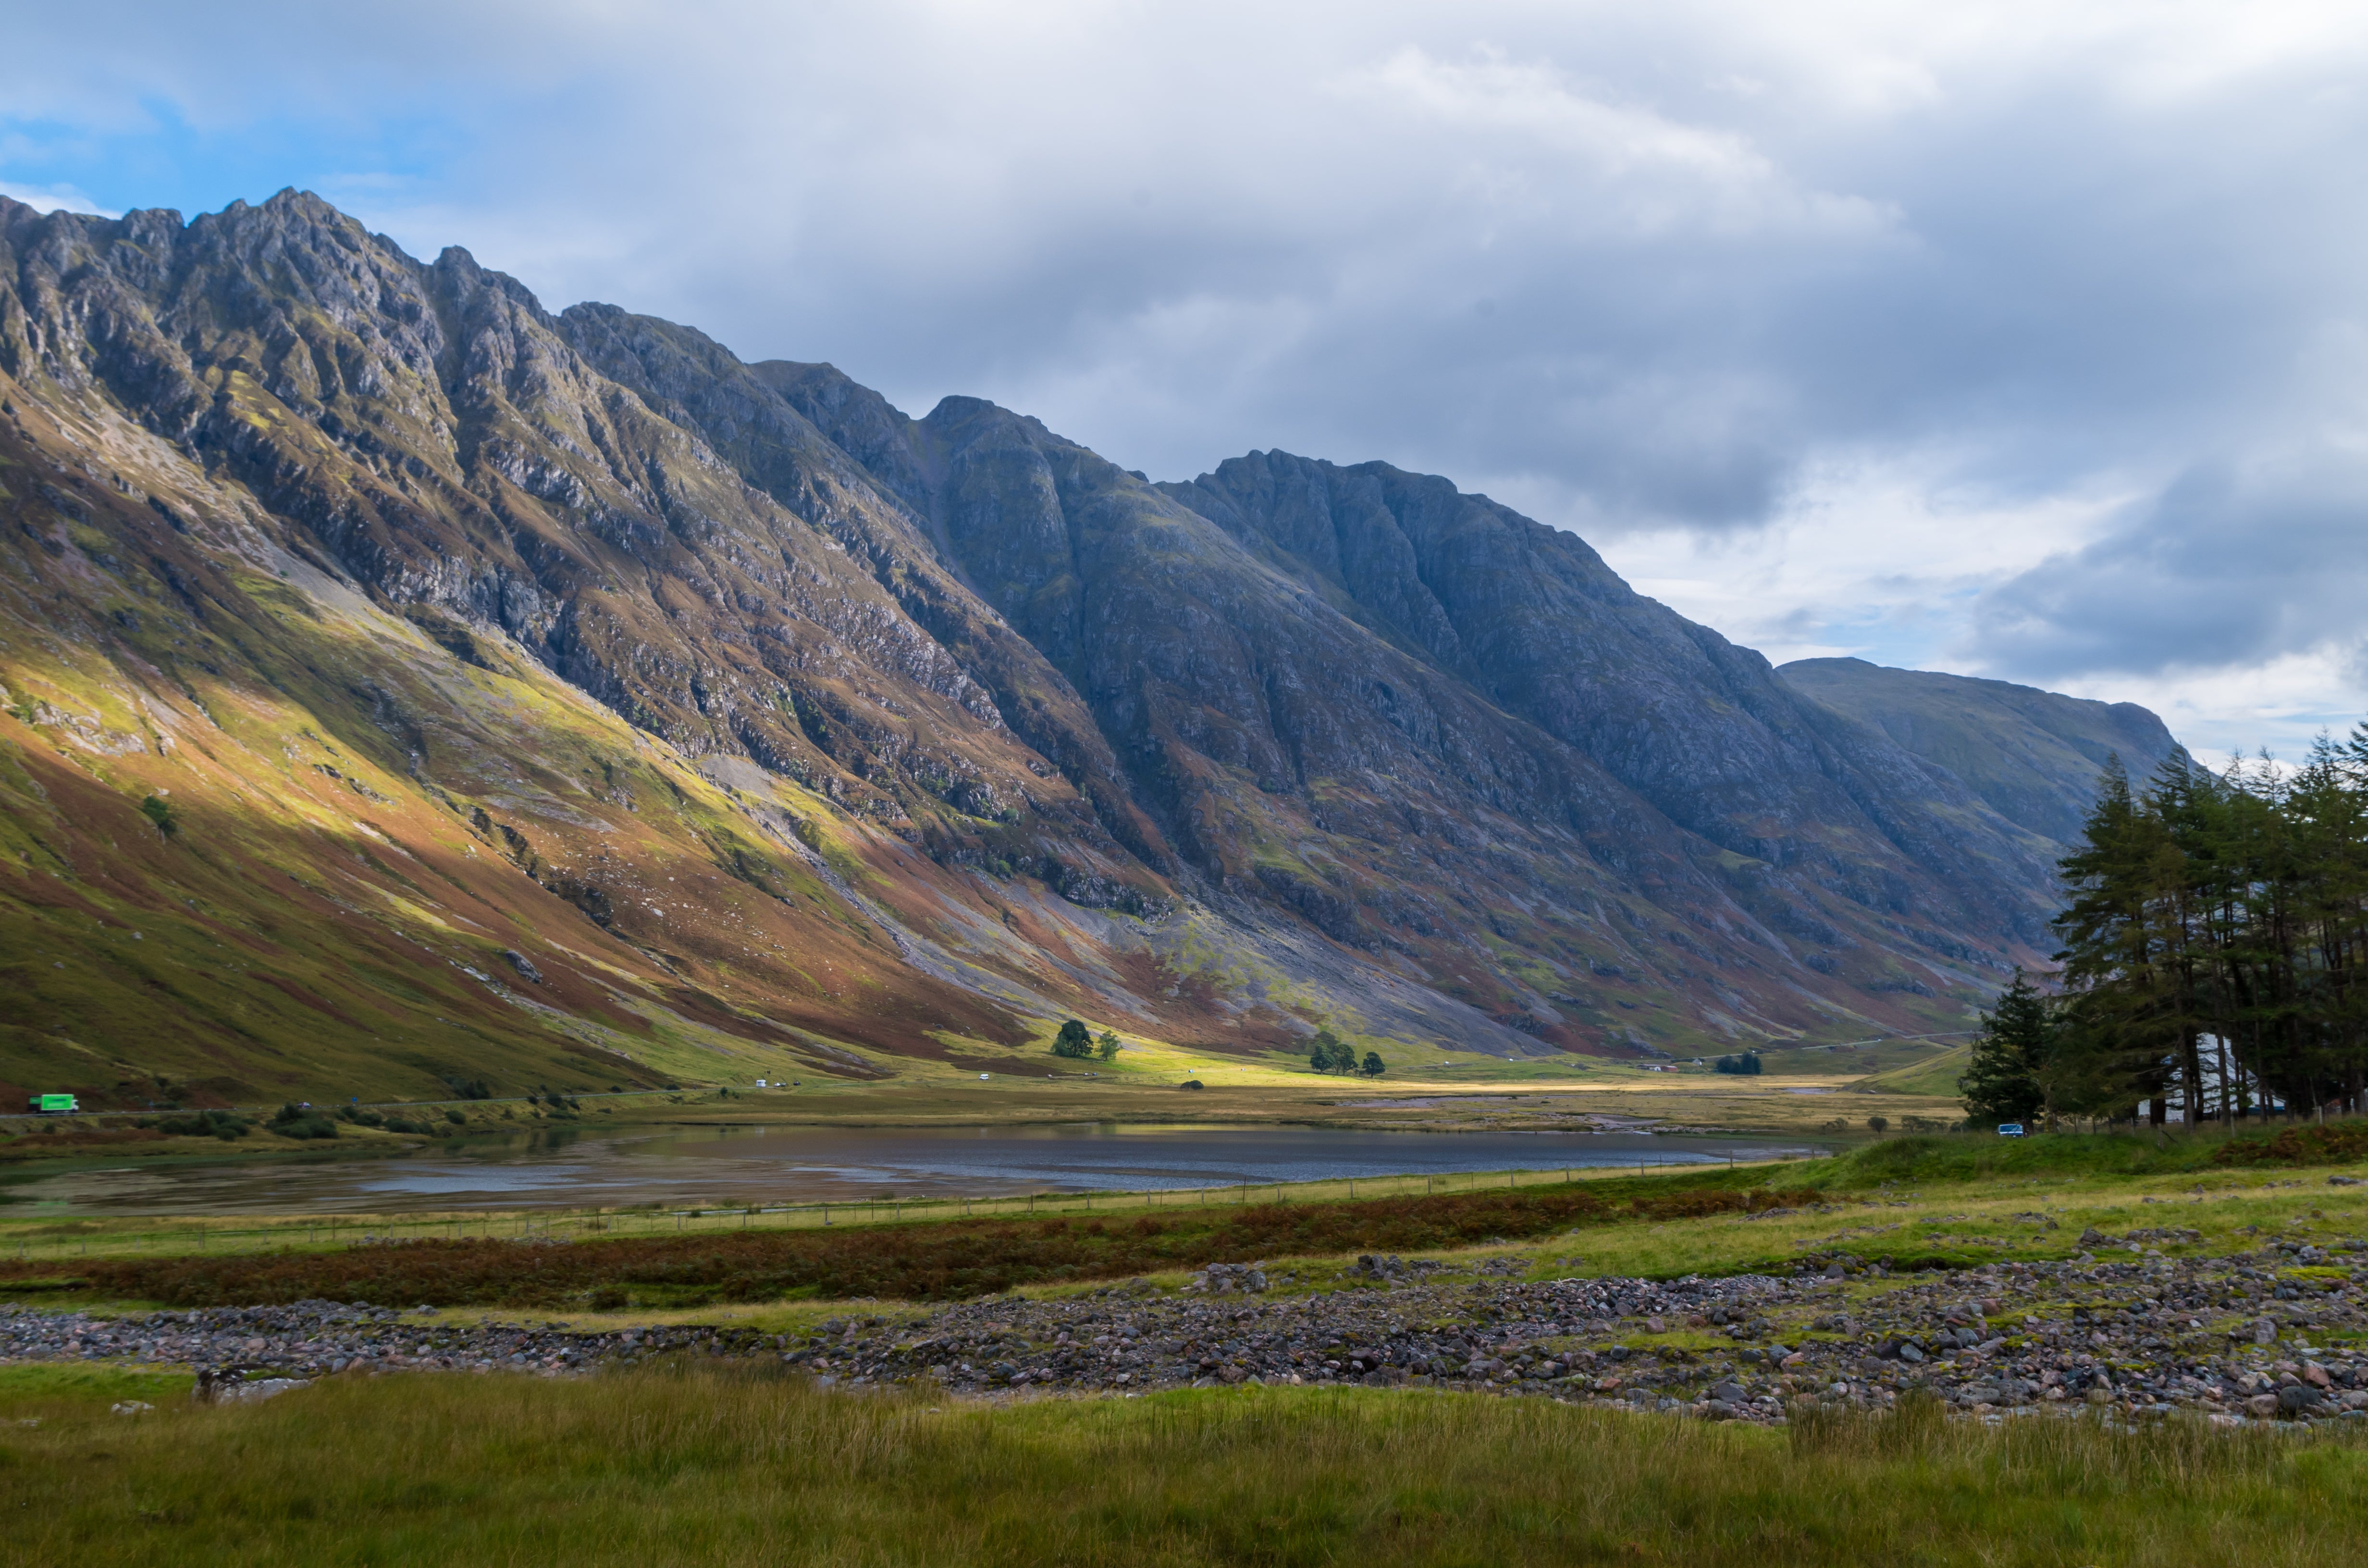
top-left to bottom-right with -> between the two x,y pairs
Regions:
0,1037 -> 1973,1169
6,1129 -> 2365,1564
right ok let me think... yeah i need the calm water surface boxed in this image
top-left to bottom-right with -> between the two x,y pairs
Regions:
0,1124 -> 1825,1217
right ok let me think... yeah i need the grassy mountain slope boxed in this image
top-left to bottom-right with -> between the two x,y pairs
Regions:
0,191 -> 2149,1105
1778,658 -> 2184,846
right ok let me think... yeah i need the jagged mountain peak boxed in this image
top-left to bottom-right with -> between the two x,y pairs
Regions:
0,189 -> 2159,1107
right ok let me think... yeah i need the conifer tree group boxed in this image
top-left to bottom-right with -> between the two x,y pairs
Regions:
1050,1018 -> 1096,1059
1307,1029 -> 1381,1076
1983,735 -> 2368,1128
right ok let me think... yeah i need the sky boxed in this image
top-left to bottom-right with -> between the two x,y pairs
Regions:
5,1 -> 2367,761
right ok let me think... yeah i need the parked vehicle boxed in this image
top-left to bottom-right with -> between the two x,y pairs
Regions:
28,1093 -> 78,1115
1997,1122 -> 2026,1138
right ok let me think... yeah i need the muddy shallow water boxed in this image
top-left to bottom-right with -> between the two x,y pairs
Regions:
0,1123 -> 1825,1217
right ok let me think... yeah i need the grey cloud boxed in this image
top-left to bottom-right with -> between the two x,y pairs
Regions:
1970,453 -> 2368,683
8,1 -> 2368,694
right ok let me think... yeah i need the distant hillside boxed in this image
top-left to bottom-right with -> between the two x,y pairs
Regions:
1777,659 -> 2185,846
0,190 -> 2113,1107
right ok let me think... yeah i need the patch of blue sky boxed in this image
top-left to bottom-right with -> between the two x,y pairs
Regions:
0,99 -> 468,229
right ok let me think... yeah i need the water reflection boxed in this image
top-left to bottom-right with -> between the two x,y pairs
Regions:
0,1123 -> 1825,1217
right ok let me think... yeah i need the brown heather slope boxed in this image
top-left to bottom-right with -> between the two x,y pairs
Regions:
0,190 -> 2151,1104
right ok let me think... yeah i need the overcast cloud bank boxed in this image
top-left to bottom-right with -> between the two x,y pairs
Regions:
5,0 -> 2366,758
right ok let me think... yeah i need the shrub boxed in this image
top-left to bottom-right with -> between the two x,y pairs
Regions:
444,1109 -> 467,1125
136,794 -> 178,838
152,1110 -> 248,1140
270,1103 -> 339,1141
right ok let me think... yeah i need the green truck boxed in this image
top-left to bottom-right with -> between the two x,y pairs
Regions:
28,1093 -> 78,1115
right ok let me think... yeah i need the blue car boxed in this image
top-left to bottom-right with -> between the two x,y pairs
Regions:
1997,1123 -> 2026,1138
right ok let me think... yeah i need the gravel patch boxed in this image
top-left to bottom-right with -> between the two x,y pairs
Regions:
9,1230 -> 2368,1426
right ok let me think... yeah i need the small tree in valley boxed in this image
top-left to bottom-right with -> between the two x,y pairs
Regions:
1051,1018 -> 1095,1059
1960,969 -> 2052,1127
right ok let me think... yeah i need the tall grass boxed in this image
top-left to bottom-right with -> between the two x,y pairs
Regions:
4,1365 -> 2364,1566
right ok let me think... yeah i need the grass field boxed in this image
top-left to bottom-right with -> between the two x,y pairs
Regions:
0,1043 -> 1971,1178
5,1124 -> 2366,1315
3,1360 -> 2364,1567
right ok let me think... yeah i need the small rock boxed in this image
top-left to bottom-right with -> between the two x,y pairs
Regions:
110,1401 -> 154,1416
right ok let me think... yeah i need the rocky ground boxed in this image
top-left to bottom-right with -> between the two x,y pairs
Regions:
8,1223 -> 2367,1425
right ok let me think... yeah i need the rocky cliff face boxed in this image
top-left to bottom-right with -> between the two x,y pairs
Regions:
0,191 -> 2136,1104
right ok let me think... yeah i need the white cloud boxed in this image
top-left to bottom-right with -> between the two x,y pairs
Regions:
8,0 -> 2368,753
0,180 -> 116,216
1596,446 -> 2138,665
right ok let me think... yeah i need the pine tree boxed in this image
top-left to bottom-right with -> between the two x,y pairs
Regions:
1307,1029 -> 1347,1073
2035,728 -> 2368,1128
1051,1018 -> 1094,1059
2051,756 -> 2172,1121
1961,969 -> 2050,1127
1360,1051 -> 1385,1077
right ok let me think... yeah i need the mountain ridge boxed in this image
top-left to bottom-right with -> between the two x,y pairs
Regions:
0,189 -> 2161,1106
1777,657 -> 2186,846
